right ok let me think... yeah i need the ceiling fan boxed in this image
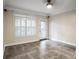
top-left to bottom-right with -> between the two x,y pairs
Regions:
46,0 -> 54,9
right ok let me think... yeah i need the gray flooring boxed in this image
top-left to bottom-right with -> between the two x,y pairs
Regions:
4,40 -> 76,59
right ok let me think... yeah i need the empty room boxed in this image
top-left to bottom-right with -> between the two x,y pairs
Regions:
3,0 -> 76,59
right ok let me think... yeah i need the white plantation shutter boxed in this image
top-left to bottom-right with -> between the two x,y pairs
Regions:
14,14 -> 36,37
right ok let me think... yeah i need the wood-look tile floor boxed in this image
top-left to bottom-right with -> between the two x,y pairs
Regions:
4,40 -> 76,59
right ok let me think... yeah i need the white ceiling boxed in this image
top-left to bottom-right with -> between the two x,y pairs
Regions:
4,0 -> 76,16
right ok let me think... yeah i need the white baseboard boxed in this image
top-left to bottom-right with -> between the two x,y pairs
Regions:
51,39 -> 76,47
4,39 -> 40,47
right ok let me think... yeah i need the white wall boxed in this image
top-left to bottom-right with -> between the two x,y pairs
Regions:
49,11 -> 76,46
4,10 -> 48,46
4,10 -> 76,46
4,10 -> 39,46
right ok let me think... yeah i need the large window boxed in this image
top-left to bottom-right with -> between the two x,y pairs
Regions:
14,14 -> 36,37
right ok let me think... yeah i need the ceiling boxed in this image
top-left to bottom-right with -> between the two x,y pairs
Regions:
4,0 -> 76,16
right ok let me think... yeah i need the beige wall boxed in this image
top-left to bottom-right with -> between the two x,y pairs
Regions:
49,11 -> 76,46
4,10 -> 48,46
4,10 -> 75,46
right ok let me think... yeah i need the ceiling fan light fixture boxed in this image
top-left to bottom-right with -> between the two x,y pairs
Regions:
47,3 -> 52,9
